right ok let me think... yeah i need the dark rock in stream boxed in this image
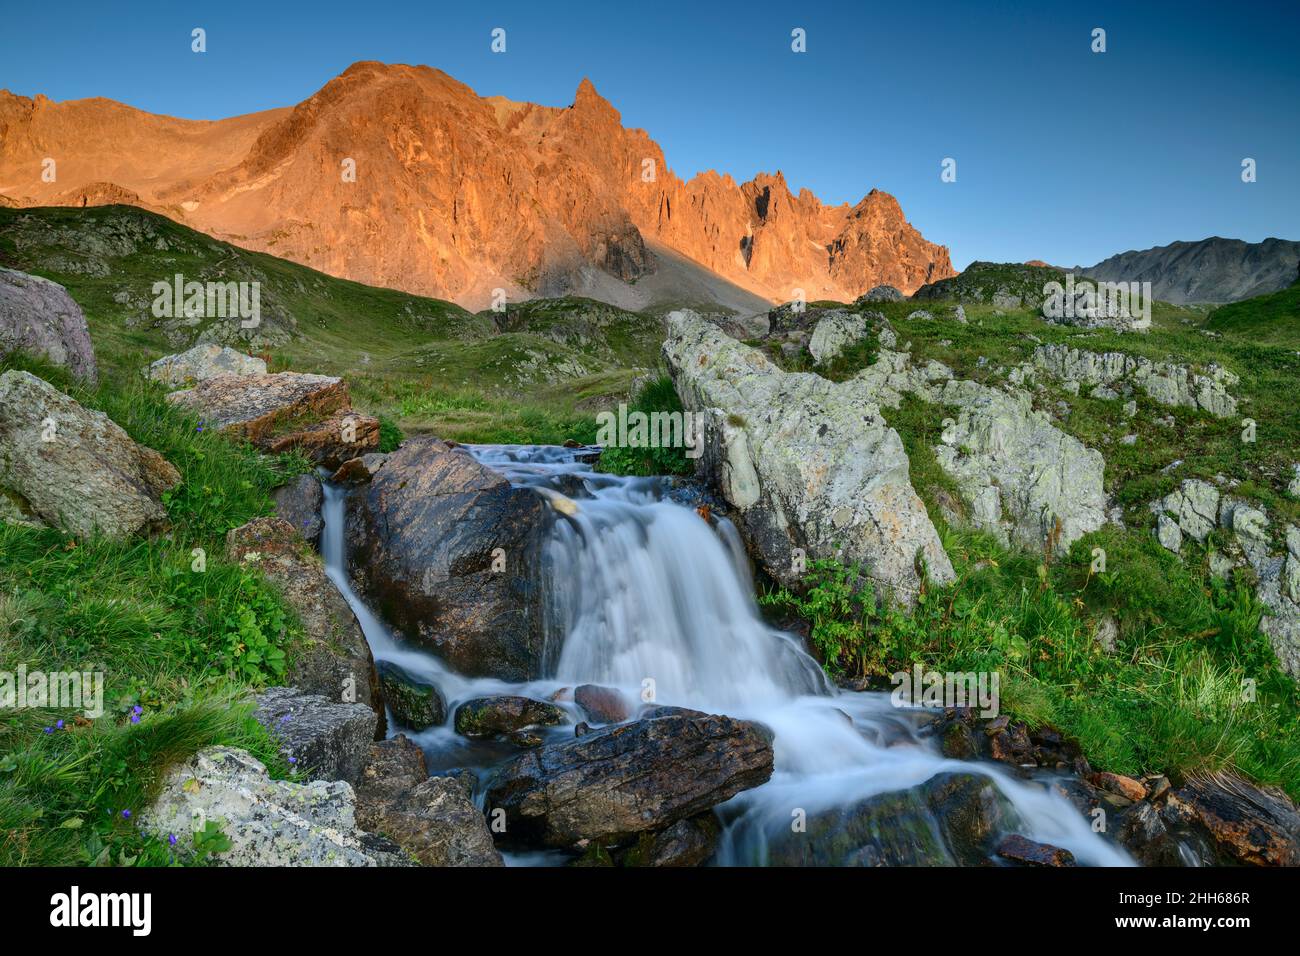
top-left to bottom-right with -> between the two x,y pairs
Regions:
995,834 -> 1077,867
1161,775 -> 1300,866
253,687 -> 377,786
344,435 -> 548,681
377,660 -> 446,731
454,695 -> 567,739
620,814 -> 721,867
574,684 -> 632,724
486,713 -> 775,848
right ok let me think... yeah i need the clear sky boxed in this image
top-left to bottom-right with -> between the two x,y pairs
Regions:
2,0 -> 1297,269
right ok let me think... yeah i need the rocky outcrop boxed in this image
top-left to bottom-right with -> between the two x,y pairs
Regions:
1030,344 -> 1239,418
485,712 -> 774,848
344,435 -> 548,680
662,310 -> 954,604
253,686 -> 378,786
272,473 -> 323,547
142,746 -> 409,866
354,737 -> 503,867
145,343 -> 267,388
227,517 -> 383,729
0,370 -> 179,538
166,371 -> 379,467
0,267 -> 97,383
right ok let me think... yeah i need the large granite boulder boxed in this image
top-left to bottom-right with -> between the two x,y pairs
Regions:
227,517 -> 383,731
145,343 -> 267,388
0,370 -> 179,538
253,686 -> 377,786
663,310 -> 954,604
142,746 -> 409,866
345,435 -> 548,680
0,267 -> 97,383
808,310 -> 867,365
485,712 -> 774,848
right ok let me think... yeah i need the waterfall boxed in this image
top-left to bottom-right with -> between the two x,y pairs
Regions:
320,445 -> 1133,866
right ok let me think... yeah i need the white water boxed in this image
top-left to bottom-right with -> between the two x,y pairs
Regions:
321,445 -> 1132,866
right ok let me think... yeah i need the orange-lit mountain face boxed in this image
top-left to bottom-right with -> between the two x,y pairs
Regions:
0,62 -> 954,309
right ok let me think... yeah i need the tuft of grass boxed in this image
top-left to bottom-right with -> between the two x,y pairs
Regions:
596,375 -> 695,477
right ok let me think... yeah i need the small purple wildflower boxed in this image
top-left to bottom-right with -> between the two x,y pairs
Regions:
168,833 -> 178,846
121,809 -> 131,820
56,719 -> 64,729
43,726 -> 53,734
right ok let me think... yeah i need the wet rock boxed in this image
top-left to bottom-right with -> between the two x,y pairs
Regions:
253,686 -> 377,785
1166,775 -> 1300,866
272,473 -> 323,548
355,735 -> 428,805
925,772 -> 1019,865
574,684 -> 631,724
663,309 -> 954,605
1116,801 -> 1184,866
940,721 -> 978,759
454,695 -> 566,739
486,713 -> 774,848
357,771 -> 503,867
0,369 -> 179,538
377,660 -> 446,731
768,784 -> 952,866
995,834 -> 1076,866
142,746 -> 407,866
344,435 -> 548,680
0,267 -> 97,383
620,814 -> 720,867
145,343 -> 266,388
227,517 -> 382,730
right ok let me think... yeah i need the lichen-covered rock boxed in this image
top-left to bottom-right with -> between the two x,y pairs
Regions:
357,771 -> 504,867
377,660 -> 446,731
855,285 -> 904,303
344,435 -> 548,680
0,370 -> 178,538
1031,344 -> 1239,418
167,371 -> 348,438
486,712 -> 774,848
145,343 -> 266,388
807,310 -> 867,364
662,310 -> 953,604
254,686 -> 378,785
142,746 -> 409,866
227,518 -> 382,730
1040,283 -> 1151,332
0,267 -> 97,383
1156,479 -> 1220,544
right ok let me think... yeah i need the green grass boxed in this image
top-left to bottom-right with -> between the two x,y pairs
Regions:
1207,277 -> 1300,347
0,354 -> 304,865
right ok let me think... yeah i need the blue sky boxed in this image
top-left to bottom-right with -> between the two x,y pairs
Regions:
2,0 -> 1297,269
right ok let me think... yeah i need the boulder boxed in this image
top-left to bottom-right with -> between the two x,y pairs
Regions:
377,660 -> 447,731
1164,774 -> 1300,866
573,684 -> 632,724
620,814 -> 720,867
807,310 -> 866,364
227,518 -> 382,730
0,370 -> 179,538
454,695 -> 566,739
663,310 -> 953,604
145,343 -> 267,388
1155,479 -> 1219,544
142,746 -> 409,866
855,285 -> 904,303
253,686 -> 377,785
344,435 -> 548,680
486,712 -> 774,847
0,267 -> 97,383
272,473 -> 323,547
166,371 -> 378,466
354,738 -> 503,867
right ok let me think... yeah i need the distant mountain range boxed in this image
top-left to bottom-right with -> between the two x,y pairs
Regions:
1081,237 -> 1300,304
0,61 -> 955,311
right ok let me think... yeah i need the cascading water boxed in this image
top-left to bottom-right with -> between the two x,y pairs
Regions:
321,445 -> 1132,867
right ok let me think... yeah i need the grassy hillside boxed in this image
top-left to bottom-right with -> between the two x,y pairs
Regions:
0,205 -> 663,443
1206,275 -> 1300,346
